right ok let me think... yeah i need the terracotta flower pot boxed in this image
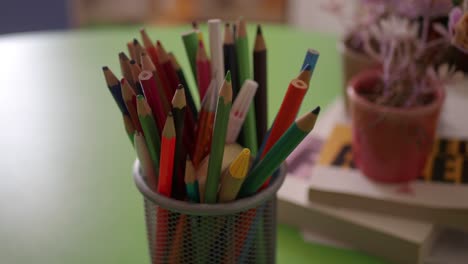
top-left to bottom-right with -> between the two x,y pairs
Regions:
347,69 -> 445,183
338,40 -> 377,112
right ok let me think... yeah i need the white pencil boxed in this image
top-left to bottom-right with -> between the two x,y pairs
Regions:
208,19 -> 224,91
226,80 -> 258,143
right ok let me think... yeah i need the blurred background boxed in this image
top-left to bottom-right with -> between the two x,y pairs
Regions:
0,0 -> 355,35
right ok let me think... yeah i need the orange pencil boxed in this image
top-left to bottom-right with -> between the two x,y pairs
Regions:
192,81 -> 217,167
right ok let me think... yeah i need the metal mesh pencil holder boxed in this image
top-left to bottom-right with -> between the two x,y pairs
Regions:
133,159 -> 287,264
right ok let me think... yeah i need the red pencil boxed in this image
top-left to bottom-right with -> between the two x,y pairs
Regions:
259,78 -> 308,187
157,40 -> 180,98
158,112 -> 176,197
140,29 -> 171,100
156,113 -> 176,260
138,70 -> 166,132
141,52 -> 171,114
196,40 -> 211,100
121,78 -> 143,133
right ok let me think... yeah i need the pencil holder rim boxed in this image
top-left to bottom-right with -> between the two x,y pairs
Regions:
132,159 -> 287,216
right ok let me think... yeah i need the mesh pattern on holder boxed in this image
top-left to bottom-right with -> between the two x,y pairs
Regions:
133,160 -> 286,264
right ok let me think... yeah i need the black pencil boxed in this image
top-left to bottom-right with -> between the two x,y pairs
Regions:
253,25 -> 267,144
224,23 -> 240,99
171,86 -> 187,199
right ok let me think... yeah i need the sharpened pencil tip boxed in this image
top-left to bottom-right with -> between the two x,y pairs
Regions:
225,22 -> 230,27
257,25 -> 262,35
130,59 -> 136,65
312,106 -> 321,115
156,40 -> 161,47
177,84 -> 184,90
225,71 -> 231,82
102,66 -> 109,71
119,52 -> 128,60
136,94 -> 144,101
133,38 -> 138,44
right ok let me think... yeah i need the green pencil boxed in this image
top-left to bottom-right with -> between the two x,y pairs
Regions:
204,72 -> 233,204
136,95 -> 161,170
236,18 -> 258,155
238,107 -> 320,197
182,30 -> 199,83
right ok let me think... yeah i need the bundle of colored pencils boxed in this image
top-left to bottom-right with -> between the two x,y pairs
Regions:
102,18 -> 321,204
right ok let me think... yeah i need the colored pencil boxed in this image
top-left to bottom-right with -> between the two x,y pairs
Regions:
137,95 -> 161,170
138,70 -> 166,132
169,52 -> 199,118
102,66 -> 128,115
226,80 -> 258,143
184,158 -> 200,202
123,114 -> 135,143
260,79 -> 308,159
159,112 -> 176,197
196,40 -> 211,100
171,87 -> 187,199
192,80 -> 217,168
239,107 -> 320,197
121,78 -> 143,132
127,41 -> 136,62
223,23 -> 240,98
218,148 -> 250,202
129,60 -> 143,95
119,52 -> 134,90
297,63 -> 312,85
140,29 -> 171,96
208,19 -> 224,90
182,30 -> 199,82
156,113 -> 176,262
205,72 -> 232,204
253,25 -> 268,144
236,18 -> 258,155
133,38 -> 144,65
141,53 -> 171,113
157,40 -> 179,98
301,48 -> 320,72
134,132 -> 158,191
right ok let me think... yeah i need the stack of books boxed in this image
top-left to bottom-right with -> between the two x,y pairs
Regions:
278,92 -> 468,264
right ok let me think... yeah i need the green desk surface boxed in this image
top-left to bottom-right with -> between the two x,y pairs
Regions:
0,25 -> 385,263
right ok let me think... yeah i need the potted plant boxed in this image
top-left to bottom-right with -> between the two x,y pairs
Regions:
324,0 -> 456,110
346,15 -> 463,182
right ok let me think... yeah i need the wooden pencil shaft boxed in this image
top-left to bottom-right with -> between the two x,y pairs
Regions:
240,124 -> 307,197
122,79 -> 143,132
301,49 -> 320,72
261,79 -> 308,159
135,133 -> 158,191
169,52 -> 200,117
137,96 -> 161,169
254,48 -> 267,144
123,115 -> 135,143
158,116 -> 176,197
133,39 -> 144,65
103,68 -> 129,115
236,29 -> 258,154
227,80 -> 258,143
223,43 -> 240,98
171,105 -> 187,199
205,97 -> 231,203
138,71 -> 167,131
119,52 -> 134,87
182,31 -> 199,82
208,19 -> 225,91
